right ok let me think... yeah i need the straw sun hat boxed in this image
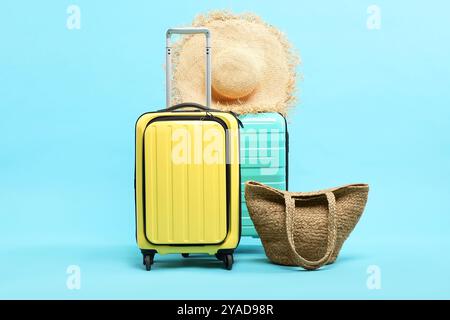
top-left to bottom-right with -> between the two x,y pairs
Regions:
171,11 -> 300,115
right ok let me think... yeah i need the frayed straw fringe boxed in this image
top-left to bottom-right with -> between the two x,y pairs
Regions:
171,10 -> 301,117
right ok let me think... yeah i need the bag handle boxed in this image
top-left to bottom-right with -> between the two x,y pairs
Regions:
284,192 -> 338,270
166,28 -> 211,109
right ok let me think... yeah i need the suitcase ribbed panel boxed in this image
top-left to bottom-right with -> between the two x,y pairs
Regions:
239,113 -> 288,237
240,134 -> 286,169
144,121 -> 227,244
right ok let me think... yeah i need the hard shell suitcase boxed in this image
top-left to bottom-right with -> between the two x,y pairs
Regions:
135,28 -> 241,270
239,113 -> 288,237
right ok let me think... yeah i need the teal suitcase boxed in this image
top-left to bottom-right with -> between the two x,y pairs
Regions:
239,113 -> 289,237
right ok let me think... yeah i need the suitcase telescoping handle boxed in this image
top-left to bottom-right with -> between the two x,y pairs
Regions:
166,28 -> 211,109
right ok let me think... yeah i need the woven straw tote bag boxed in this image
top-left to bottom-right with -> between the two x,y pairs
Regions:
245,181 -> 369,270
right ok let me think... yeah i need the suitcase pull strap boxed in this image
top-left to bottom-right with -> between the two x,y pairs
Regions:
158,102 -> 244,128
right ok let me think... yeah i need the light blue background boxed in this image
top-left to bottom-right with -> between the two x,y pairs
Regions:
1,0 -> 449,299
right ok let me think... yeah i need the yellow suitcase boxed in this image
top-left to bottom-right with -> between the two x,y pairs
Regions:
135,28 -> 242,270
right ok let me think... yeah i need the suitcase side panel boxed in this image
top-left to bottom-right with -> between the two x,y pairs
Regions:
239,113 -> 288,237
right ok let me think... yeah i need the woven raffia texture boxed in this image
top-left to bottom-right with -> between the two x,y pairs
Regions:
245,181 -> 369,270
171,10 -> 300,116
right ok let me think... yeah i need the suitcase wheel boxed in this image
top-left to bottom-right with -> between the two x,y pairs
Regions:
143,253 -> 155,271
215,253 -> 234,270
224,254 -> 233,270
181,253 -> 189,258
144,255 -> 152,271
143,253 -> 155,265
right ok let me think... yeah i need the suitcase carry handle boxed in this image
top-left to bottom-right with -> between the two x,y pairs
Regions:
165,102 -> 211,112
166,28 -> 211,109
158,102 -> 244,128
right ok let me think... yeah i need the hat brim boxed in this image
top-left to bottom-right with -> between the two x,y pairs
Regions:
171,11 -> 300,115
